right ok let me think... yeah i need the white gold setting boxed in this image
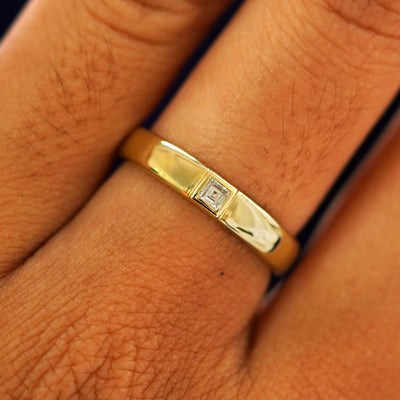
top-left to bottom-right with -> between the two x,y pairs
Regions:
196,177 -> 230,213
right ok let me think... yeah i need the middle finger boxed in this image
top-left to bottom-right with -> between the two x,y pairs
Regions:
155,0 -> 400,232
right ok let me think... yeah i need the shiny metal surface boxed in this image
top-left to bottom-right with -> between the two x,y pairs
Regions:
220,192 -> 281,253
120,127 -> 300,274
149,141 -> 207,195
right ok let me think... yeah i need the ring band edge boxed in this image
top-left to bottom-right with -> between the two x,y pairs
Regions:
119,128 -> 300,275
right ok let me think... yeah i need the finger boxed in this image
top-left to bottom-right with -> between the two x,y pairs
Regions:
0,0 -> 232,272
1,0 -> 400,398
154,0 -> 400,233
0,166 -> 264,399
251,125 -> 400,399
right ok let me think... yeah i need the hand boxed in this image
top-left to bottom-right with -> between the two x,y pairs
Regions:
0,0 -> 399,398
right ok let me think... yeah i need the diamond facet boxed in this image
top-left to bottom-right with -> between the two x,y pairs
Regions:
197,177 -> 230,213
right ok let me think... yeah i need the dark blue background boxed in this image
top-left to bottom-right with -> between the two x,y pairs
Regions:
0,2 -> 25,36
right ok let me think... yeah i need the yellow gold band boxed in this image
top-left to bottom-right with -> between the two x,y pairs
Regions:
119,128 -> 300,275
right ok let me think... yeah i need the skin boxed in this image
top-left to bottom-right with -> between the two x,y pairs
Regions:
0,0 -> 399,398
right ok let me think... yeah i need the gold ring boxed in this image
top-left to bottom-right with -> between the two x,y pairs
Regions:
119,128 -> 300,275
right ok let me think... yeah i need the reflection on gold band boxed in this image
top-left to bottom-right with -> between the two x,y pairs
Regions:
120,127 -> 300,275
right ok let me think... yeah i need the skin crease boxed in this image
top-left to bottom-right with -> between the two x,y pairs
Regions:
0,0 -> 399,399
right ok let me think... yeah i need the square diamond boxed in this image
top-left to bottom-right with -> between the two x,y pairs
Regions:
197,177 -> 230,213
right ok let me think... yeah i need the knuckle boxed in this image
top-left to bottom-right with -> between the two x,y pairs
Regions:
318,0 -> 400,39
1,299 -> 136,399
1,297 -> 238,399
12,0 -> 219,159
285,0 -> 400,80
0,309 -> 90,398
1,216 -> 244,398
81,0 -> 213,46
11,28 -> 115,159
